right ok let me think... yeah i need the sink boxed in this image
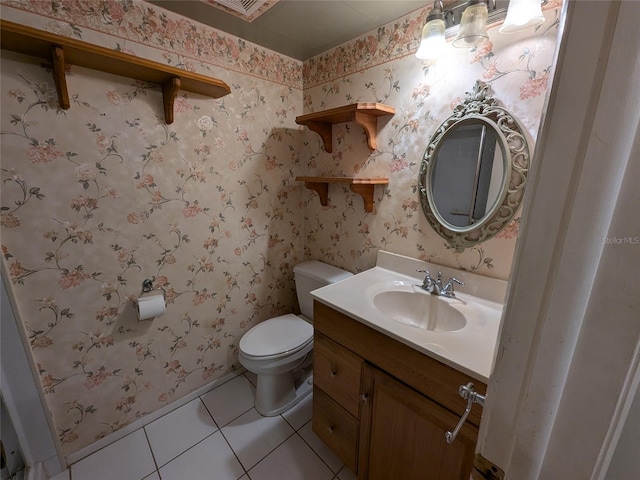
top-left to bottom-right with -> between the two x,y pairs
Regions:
372,290 -> 467,331
367,282 -> 470,332
311,250 -> 507,382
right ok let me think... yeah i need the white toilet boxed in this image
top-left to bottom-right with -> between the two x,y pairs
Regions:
239,261 -> 352,416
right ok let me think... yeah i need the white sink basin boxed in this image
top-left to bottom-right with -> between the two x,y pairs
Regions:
371,287 -> 467,331
311,251 -> 507,382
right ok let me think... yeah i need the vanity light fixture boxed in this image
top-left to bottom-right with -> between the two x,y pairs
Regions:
452,0 -> 489,48
415,0 -> 545,58
499,0 -> 545,33
416,0 -> 447,60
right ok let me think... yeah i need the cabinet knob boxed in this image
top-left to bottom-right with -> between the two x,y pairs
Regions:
360,393 -> 369,404
330,369 -> 337,377
328,425 -> 335,434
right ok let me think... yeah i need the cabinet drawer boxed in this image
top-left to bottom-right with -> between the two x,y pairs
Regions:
313,387 -> 358,473
314,332 -> 362,417
314,300 -> 486,427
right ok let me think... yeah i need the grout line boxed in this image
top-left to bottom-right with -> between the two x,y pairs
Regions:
198,395 -> 223,429
199,397 -> 254,430
217,426 -> 249,478
152,430 -> 220,471
196,397 -> 220,431
242,371 -> 257,388
295,429 -> 343,475
243,431 -> 297,477
141,427 -> 160,480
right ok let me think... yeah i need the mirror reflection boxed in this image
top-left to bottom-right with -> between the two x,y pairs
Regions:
430,121 -> 504,228
418,81 -> 530,252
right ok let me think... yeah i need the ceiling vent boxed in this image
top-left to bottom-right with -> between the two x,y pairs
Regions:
201,0 -> 276,21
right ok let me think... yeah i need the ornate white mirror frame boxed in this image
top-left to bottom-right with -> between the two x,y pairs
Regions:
419,80 -> 530,252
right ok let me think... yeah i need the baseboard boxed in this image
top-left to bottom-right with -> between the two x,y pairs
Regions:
65,368 -> 245,466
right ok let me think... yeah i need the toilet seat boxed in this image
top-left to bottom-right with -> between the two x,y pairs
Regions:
239,314 -> 313,359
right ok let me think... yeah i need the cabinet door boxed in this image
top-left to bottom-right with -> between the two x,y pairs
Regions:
359,365 -> 477,480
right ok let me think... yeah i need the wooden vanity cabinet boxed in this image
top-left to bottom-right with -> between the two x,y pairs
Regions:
312,300 -> 485,480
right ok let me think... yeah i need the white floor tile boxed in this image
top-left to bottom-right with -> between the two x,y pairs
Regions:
71,429 -> 155,480
201,375 -> 255,427
49,469 -> 70,480
337,465 -> 357,480
145,398 -> 218,467
243,371 -> 257,387
248,434 -> 334,480
298,421 -> 343,473
143,472 -> 160,480
281,393 -> 313,430
222,408 -> 294,470
159,431 -> 244,480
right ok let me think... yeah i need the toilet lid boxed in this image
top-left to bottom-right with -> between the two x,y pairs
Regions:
240,314 -> 313,357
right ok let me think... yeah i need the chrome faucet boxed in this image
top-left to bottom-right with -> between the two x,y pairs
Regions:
416,270 -> 464,298
441,277 -> 464,298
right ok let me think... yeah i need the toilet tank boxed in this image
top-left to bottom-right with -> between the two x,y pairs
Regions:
293,261 -> 352,319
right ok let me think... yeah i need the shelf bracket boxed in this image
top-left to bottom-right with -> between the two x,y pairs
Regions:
303,181 -> 329,206
350,183 -> 376,212
295,103 -> 395,153
306,121 -> 333,153
162,77 -> 181,125
353,111 -> 378,150
50,45 -> 70,110
297,176 -> 388,212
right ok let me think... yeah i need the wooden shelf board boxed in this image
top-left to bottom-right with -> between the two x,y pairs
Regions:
296,176 -> 389,185
295,103 -> 395,125
295,103 -> 395,152
0,20 -> 231,122
296,176 -> 388,212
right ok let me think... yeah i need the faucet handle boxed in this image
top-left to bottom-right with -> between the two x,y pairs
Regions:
442,277 -> 464,297
416,270 -> 433,288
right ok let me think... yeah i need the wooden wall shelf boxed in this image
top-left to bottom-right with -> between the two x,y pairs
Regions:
0,20 -> 231,124
295,103 -> 395,153
296,176 -> 389,212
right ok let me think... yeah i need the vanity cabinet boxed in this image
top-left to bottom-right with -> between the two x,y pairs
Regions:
312,300 -> 484,480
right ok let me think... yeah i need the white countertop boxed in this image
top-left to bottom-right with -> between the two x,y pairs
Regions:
311,251 -> 506,383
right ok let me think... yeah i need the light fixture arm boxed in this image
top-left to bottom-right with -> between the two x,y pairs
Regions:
427,0 -> 444,22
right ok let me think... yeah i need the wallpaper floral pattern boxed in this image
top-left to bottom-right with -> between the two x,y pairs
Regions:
1,0 -> 562,460
300,3 -> 562,278
1,1 -> 305,457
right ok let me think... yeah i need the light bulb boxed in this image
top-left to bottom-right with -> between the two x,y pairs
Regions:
416,17 -> 446,60
500,0 -> 545,34
452,0 -> 489,48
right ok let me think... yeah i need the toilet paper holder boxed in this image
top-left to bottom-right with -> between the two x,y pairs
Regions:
141,278 -> 166,299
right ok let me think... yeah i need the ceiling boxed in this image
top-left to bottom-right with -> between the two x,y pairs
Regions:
149,1 -> 428,60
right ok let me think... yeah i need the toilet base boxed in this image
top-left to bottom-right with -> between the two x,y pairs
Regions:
255,364 -> 313,416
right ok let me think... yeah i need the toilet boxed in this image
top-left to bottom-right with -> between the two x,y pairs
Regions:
239,261 -> 352,416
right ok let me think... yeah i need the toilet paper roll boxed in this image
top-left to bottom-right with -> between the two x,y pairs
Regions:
135,293 -> 166,320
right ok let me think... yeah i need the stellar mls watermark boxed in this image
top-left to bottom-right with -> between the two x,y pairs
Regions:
604,236 -> 639,245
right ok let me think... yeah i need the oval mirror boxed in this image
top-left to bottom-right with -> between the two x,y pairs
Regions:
419,81 -> 530,252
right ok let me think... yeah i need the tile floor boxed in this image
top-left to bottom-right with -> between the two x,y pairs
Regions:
51,372 -> 357,480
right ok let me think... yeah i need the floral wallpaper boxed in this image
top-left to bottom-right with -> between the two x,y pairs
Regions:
0,0 -> 562,461
1,0 -> 302,88
300,2 -> 563,278
1,0 -> 305,458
